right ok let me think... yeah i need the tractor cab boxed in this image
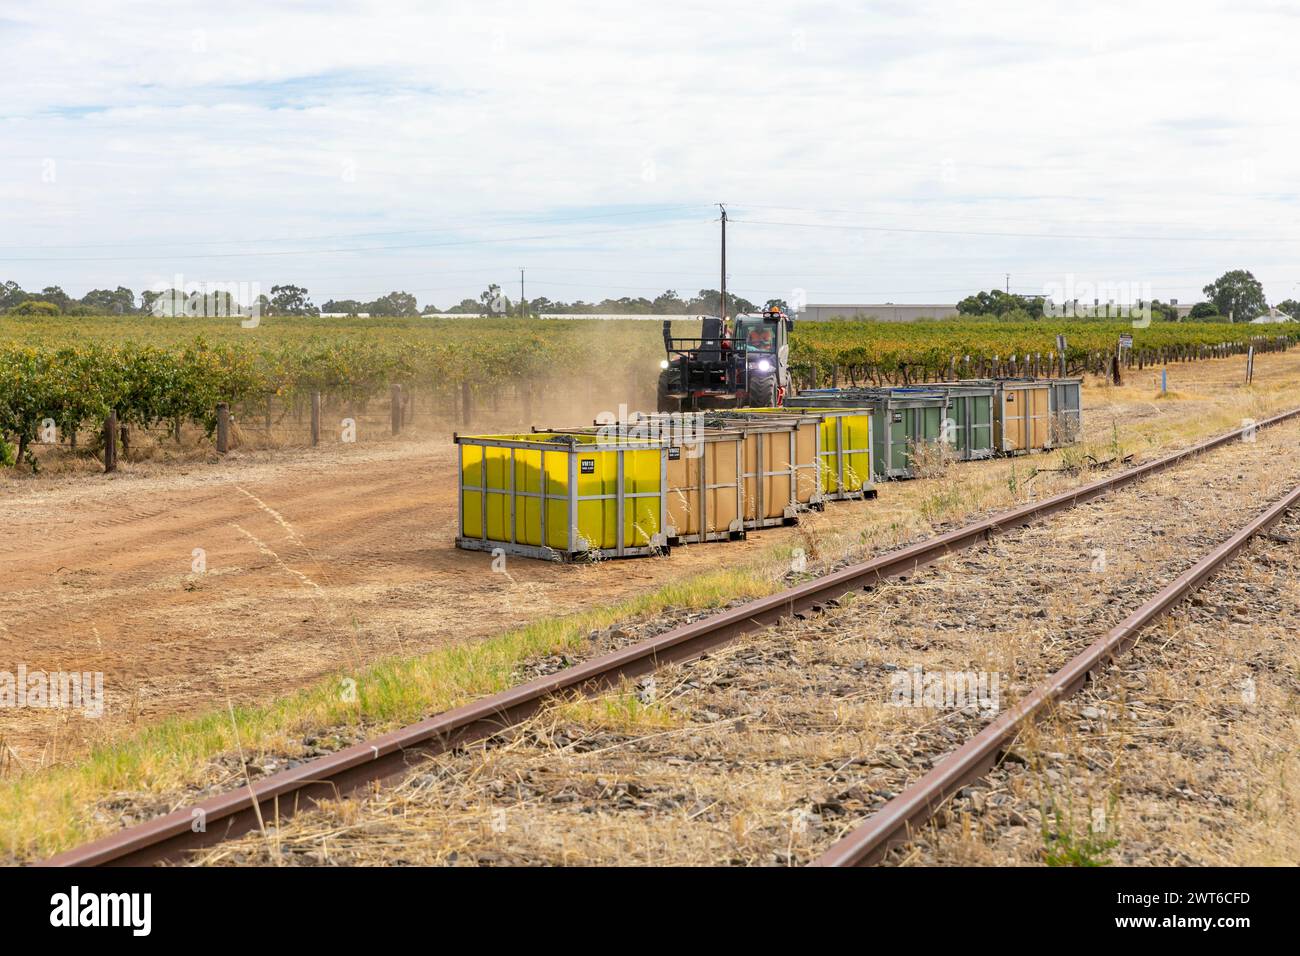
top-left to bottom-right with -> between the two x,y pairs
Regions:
734,313 -> 779,354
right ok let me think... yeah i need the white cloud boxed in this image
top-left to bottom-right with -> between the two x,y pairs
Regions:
1,0 -> 1298,308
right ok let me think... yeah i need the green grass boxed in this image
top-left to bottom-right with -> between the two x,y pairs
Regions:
0,562 -> 776,861
551,687 -> 680,733
1042,810 -> 1120,867
1040,794 -> 1121,867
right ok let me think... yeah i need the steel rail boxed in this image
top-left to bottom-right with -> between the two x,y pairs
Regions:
44,407 -> 1300,867
812,479 -> 1300,867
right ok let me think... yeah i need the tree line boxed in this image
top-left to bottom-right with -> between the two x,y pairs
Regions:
11,268 -> 1290,322
330,286 -> 767,316
956,270 -> 1298,323
2,281 -> 323,318
1,279 -> 773,319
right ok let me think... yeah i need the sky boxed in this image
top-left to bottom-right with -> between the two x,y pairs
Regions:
2,0 -> 1299,311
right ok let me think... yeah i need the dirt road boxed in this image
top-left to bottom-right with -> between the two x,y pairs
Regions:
0,435 -> 799,759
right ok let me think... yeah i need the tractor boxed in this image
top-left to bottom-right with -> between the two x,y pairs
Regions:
656,306 -> 795,412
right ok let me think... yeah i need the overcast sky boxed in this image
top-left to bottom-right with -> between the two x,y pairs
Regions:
2,0 -> 1298,310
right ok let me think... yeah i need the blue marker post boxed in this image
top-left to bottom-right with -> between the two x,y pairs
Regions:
1161,368 -> 1167,395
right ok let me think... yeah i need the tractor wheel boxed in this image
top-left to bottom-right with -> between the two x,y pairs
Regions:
746,368 -> 778,408
656,369 -> 681,413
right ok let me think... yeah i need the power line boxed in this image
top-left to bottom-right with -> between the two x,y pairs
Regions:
729,217 -> 1300,244
732,201 -> 1300,233
0,218 -> 713,263
0,204 -> 714,251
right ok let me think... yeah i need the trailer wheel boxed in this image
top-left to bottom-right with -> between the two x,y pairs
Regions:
657,369 -> 680,413
746,368 -> 777,407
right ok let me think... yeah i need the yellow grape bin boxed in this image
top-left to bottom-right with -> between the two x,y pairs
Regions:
538,423 -> 749,546
455,433 -> 669,561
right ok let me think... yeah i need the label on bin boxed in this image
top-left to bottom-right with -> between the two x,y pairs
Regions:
893,412 -> 903,423
668,447 -> 681,460
580,458 -> 595,474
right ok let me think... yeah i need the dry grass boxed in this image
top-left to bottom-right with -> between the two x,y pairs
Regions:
914,513 -> 1300,867
192,420 -> 1300,866
0,565 -> 773,862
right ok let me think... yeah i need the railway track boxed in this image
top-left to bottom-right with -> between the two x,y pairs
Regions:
886,506 -> 1300,867
45,407 -> 1300,866
811,476 -> 1300,866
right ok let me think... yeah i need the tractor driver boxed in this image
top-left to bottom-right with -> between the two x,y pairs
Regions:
746,326 -> 774,351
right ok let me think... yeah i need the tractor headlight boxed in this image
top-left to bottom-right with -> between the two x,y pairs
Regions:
659,359 -> 669,370
756,358 -> 772,372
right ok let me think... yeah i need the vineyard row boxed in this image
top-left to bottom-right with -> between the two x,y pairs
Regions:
2,321 -> 1296,465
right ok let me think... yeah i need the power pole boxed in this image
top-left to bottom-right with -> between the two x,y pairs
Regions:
1005,273 -> 1010,294
520,267 -> 526,318
719,203 -> 728,325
